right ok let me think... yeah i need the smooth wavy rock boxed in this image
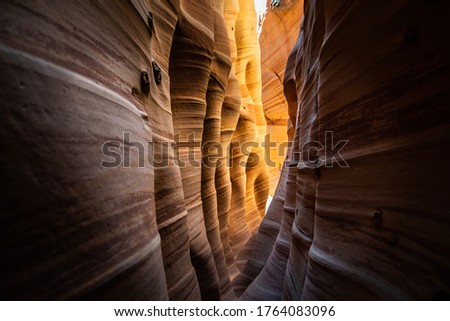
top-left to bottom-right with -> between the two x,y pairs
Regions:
0,0 -> 169,300
228,0 -> 270,270
0,0 -> 266,300
259,0 -> 303,195
141,0 -> 202,301
238,0 -> 450,300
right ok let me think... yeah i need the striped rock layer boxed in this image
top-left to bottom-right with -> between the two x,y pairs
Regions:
0,0 -> 269,300
236,0 -> 450,300
2,0 -> 450,301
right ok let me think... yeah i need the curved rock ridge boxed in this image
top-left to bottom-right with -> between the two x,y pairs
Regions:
227,0 -> 270,271
2,0 -> 450,301
0,0 -> 269,300
236,0 -> 450,300
0,0 -> 170,300
232,35 -> 301,295
259,0 -> 303,195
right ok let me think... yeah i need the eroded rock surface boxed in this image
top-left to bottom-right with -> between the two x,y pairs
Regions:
1,0 -> 450,301
237,0 -> 450,300
259,0 -> 303,194
0,0 -> 269,300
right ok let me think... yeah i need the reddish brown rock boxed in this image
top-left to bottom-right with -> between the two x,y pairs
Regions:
0,0 -> 169,300
140,0 -> 202,301
0,0 -> 271,301
3,0 -> 449,302
238,0 -> 450,300
201,0 -> 236,300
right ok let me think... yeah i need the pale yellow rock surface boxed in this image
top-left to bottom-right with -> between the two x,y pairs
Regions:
259,0 -> 303,195
227,0 -> 270,269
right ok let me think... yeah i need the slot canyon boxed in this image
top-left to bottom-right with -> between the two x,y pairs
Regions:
1,0 -> 450,300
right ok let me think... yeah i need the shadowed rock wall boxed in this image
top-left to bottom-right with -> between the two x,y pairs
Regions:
0,0 -> 268,300
236,0 -> 450,300
2,0 -> 449,301
0,0 -> 170,300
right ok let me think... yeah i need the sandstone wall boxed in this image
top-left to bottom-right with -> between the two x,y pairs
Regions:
226,0 -> 270,270
259,0 -> 303,195
237,0 -> 450,300
0,0 -> 268,300
2,0 -> 449,301
0,0 -> 170,300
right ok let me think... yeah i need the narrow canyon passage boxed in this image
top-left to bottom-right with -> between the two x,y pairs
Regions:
1,0 -> 450,301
